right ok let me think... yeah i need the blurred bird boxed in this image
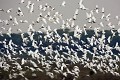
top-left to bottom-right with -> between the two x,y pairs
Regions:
6,8 -> 12,13
79,0 -> 88,10
0,9 -> 4,11
61,1 -> 66,7
26,1 -> 32,9
20,0 -> 25,4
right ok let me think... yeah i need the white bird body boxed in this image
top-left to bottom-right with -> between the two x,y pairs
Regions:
20,0 -> 25,4
95,5 -> 99,13
46,72 -> 54,79
9,15 -> 13,21
55,17 -> 60,24
0,19 -> 3,23
28,24 -> 35,32
1,27 -> 5,30
13,17 -> 19,25
114,42 -> 120,51
71,20 -> 75,27
73,14 -> 77,20
107,36 -> 111,43
101,14 -> 105,19
61,1 -> 66,7
36,0 -> 40,1
29,67 -> 35,71
86,12 -> 91,19
92,16 -> 96,23
0,9 -> 4,11
83,25 -> 87,35
75,8 -> 79,15
19,11 -> 24,16
115,16 -> 119,20
39,5 -> 43,10
6,8 -> 12,13
36,17 -> 40,23
117,28 -> 120,36
79,0 -> 88,10
8,39 -> 13,50
18,7 -> 22,12
92,68 -> 97,74
42,18 -> 47,24
4,20 -> 9,25
47,25 -> 51,32
118,21 -> 120,26
30,3 -> 34,13
32,40 -> 39,48
26,1 -> 31,9
20,20 -> 28,23
102,7 -> 105,13
106,13 -> 111,18
43,7 -> 47,12
21,58 -> 25,65
100,22 -> 104,27
7,27 -> 12,37
8,54 -> 12,60
30,60 -> 38,68
13,62 -> 22,70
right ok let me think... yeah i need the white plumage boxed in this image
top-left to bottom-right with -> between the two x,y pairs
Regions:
20,0 -> 25,4
61,1 -> 66,7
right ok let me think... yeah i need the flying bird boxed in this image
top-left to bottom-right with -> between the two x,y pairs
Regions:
102,7 -> 105,13
0,9 -> 4,11
1,27 -> 5,30
30,3 -> 34,13
7,27 -> 12,37
13,17 -> 19,26
9,15 -> 13,21
20,0 -> 25,4
26,1 -> 32,9
6,8 -> 12,13
61,1 -> 66,7
75,8 -> 79,15
79,0 -> 88,10
99,22 -> 104,27
20,20 -> 28,23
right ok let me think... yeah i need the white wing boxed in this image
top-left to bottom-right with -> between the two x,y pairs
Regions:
61,1 -> 66,6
